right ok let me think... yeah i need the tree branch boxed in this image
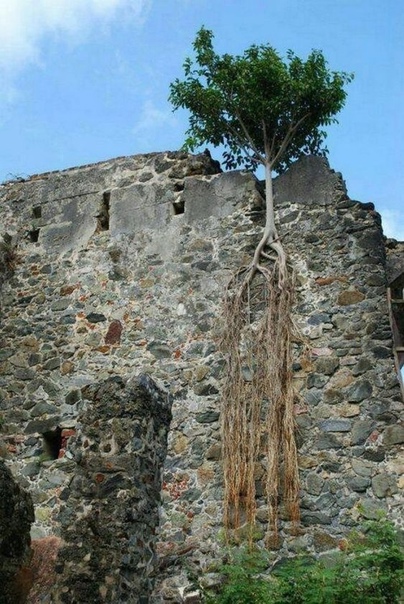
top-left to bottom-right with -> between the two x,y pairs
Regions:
226,122 -> 265,166
271,113 -> 310,168
232,110 -> 266,164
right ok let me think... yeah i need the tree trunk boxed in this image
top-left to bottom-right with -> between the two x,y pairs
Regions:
251,161 -> 287,281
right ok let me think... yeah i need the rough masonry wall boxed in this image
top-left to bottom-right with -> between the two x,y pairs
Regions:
0,152 -> 402,603
52,375 -> 172,604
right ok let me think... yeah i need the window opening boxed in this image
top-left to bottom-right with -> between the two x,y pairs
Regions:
42,427 -> 62,460
28,228 -> 40,242
97,192 -> 110,231
32,206 -> 42,219
172,199 -> 185,215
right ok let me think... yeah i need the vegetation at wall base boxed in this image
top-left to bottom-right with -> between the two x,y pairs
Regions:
202,519 -> 404,604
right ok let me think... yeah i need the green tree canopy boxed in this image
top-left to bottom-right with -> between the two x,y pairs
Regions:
169,27 -> 353,173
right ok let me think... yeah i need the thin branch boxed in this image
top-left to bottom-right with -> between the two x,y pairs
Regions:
233,110 -> 266,164
226,123 -> 264,166
271,113 -> 310,167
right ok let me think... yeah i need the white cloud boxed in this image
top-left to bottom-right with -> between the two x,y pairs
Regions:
379,209 -> 404,241
132,99 -> 179,150
133,99 -> 177,133
0,0 -> 150,73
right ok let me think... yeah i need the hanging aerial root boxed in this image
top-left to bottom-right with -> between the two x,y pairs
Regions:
220,249 -> 301,546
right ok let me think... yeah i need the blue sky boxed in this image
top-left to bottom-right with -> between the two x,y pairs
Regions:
0,0 -> 402,239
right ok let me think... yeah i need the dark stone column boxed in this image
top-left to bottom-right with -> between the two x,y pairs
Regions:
52,375 -> 172,604
0,460 -> 34,604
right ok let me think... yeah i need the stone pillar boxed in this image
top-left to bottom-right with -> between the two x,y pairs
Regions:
52,375 -> 172,604
0,460 -> 34,604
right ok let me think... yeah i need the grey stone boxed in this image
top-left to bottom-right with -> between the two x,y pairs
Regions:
195,411 -> 220,423
346,380 -> 372,402
359,499 -> 387,520
147,342 -> 171,359
273,155 -> 346,207
315,433 -> 344,449
43,356 -> 60,370
363,448 -> 385,462
320,419 -> 351,432
346,475 -> 370,492
86,312 -> 106,323
30,402 -> 58,417
372,474 -> 398,498
383,425 -> 404,446
301,511 -> 332,525
51,298 -> 70,311
183,171 -> 257,224
351,458 -> 374,477
350,418 -> 375,444
306,472 -> 324,496
314,357 -> 339,375
20,461 -> 41,477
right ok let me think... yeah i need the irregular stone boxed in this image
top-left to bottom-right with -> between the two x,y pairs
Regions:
351,458 -> 374,477
359,499 -> 387,520
351,419 -> 375,445
363,448 -> 385,462
301,511 -> 332,525
315,433 -> 343,450
193,382 -> 219,396
314,357 -> 339,375
43,357 -> 60,371
337,289 -> 365,305
51,299 -> 70,311
372,474 -> 398,498
195,411 -> 220,423
104,319 -> 123,345
206,443 -> 221,460
383,425 -> 404,446
147,342 -> 172,359
346,475 -> 371,492
371,346 -> 392,359
86,312 -> 106,323
346,380 -> 372,402
306,472 -> 324,495
320,419 -> 351,432
30,402 -> 58,417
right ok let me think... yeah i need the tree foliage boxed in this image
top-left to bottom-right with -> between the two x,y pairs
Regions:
169,26 -> 353,173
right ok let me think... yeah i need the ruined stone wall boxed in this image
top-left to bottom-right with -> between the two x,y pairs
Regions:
0,152 -> 402,603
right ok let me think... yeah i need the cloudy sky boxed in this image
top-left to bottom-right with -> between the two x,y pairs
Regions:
0,0 -> 402,239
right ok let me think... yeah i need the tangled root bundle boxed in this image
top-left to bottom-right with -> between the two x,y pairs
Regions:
221,257 -> 300,545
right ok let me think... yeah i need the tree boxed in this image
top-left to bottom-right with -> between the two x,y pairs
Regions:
169,28 -> 353,543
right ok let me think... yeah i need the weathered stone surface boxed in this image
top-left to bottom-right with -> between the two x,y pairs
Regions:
383,424 -> 404,445
320,419 -> 351,432
273,155 -> 346,206
104,319 -> 123,345
350,419 -> 375,445
337,289 -> 365,306
52,374 -> 172,603
0,460 -> 34,604
346,380 -> 373,402
372,474 -> 398,498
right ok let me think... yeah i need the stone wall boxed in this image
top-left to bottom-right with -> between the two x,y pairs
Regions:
0,152 -> 402,603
